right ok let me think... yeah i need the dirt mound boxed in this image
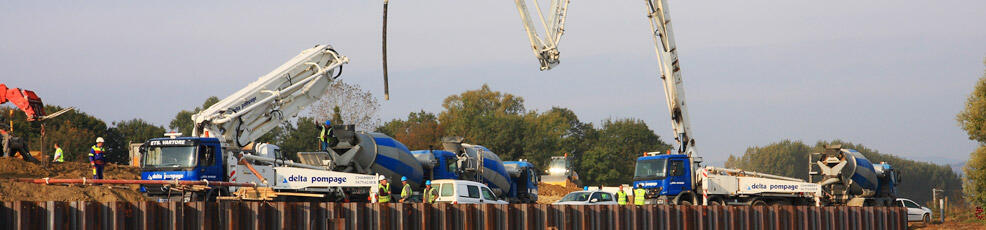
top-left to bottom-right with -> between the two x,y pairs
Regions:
538,182 -> 583,204
0,158 -> 147,202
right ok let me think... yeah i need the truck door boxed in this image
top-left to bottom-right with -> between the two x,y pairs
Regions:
197,144 -> 222,181
666,159 -> 691,195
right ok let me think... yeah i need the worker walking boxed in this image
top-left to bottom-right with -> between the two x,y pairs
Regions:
89,137 -> 106,180
616,184 -> 629,205
52,143 -> 64,163
423,180 -> 438,204
378,178 -> 392,203
319,120 -> 335,151
399,176 -> 412,203
634,184 -> 646,206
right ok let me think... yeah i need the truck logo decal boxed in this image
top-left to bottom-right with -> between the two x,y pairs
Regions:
286,175 -> 348,184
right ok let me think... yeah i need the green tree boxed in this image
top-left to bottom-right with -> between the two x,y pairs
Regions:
377,111 -> 444,150
960,59 -> 986,206
725,140 -> 812,180
169,96 -> 219,135
439,84 -> 527,161
578,119 -> 669,185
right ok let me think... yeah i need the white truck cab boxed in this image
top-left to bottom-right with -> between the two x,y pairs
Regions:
432,179 -> 508,204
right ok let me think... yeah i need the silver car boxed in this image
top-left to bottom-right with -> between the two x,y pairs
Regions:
897,198 -> 932,224
554,191 -> 619,205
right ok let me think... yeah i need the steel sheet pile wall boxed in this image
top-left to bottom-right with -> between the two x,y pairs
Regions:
0,201 -> 907,230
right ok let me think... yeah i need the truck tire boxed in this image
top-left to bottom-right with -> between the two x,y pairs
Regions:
707,197 -> 725,206
750,199 -> 767,206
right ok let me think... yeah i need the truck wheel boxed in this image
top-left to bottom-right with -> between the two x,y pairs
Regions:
750,200 -> 767,206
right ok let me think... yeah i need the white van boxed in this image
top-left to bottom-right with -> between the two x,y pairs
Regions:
432,179 -> 509,204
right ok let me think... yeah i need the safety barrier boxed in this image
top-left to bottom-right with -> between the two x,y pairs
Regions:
0,201 -> 907,230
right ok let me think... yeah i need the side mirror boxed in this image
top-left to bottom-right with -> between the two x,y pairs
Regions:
589,198 -> 598,203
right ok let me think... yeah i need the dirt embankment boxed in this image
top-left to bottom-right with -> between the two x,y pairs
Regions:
0,158 -> 147,202
537,182 -> 583,204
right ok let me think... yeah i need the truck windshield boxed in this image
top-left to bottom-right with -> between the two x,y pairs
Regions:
143,146 -> 197,169
559,192 -> 591,202
634,158 -> 667,181
549,158 -> 566,169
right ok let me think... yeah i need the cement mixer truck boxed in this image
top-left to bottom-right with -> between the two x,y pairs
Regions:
810,145 -> 900,206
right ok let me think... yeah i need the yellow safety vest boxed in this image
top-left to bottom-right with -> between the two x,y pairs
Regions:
634,188 -> 646,205
401,184 -> 412,201
54,147 -> 64,162
617,190 -> 628,205
424,187 -> 438,203
378,183 -> 391,203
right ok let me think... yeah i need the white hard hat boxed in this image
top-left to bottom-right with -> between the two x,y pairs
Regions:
96,137 -> 105,143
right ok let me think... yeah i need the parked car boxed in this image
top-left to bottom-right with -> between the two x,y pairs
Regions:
432,179 -> 509,204
897,198 -> 932,224
553,190 -> 619,205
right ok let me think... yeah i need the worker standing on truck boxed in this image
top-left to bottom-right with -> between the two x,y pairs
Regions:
423,180 -> 438,204
634,184 -> 646,206
52,143 -> 64,163
89,137 -> 106,179
319,120 -> 334,151
400,176 -> 412,203
616,184 -> 629,205
378,178 -> 392,203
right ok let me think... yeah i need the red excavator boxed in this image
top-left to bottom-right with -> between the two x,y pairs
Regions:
0,84 -> 72,163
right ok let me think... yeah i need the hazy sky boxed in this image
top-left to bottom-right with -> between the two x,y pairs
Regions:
3,1 -> 984,165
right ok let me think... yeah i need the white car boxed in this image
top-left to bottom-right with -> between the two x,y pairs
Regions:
432,179 -> 509,204
897,198 -> 932,224
553,190 -> 619,205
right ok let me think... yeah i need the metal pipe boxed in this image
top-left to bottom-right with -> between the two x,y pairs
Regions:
14,178 -> 256,187
238,157 -> 268,185
707,166 -> 805,182
239,153 -> 327,170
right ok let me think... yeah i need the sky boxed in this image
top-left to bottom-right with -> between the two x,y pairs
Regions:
2,1 -> 984,166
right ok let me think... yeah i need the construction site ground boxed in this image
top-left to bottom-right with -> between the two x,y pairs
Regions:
0,158 -> 147,202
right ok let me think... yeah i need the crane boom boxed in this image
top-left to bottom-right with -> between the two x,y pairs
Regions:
191,44 -> 349,148
515,0 -> 570,71
645,0 -> 695,157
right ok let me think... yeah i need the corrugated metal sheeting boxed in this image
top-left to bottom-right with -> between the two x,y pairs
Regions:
0,201 -> 907,230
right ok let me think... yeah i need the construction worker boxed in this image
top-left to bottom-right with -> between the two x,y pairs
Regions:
319,120 -> 334,151
616,184 -> 629,205
423,180 -> 438,204
52,143 -> 64,163
378,178 -> 392,203
399,176 -> 412,203
634,184 -> 646,206
89,137 -> 106,179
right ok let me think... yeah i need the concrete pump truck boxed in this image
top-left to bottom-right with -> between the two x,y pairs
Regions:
631,0 -> 821,206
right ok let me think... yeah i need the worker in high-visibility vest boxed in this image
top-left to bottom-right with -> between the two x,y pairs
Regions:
399,176 -> 412,203
52,143 -> 64,163
319,120 -> 334,151
423,180 -> 438,204
89,137 -> 106,179
616,184 -> 629,205
378,178 -> 392,203
633,184 -> 646,205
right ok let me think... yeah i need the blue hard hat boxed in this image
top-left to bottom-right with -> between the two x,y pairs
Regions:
401,176 -> 407,181
325,120 -> 332,126
425,180 -> 431,185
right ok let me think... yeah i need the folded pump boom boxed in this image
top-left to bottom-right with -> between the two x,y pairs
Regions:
515,0 -> 570,71
191,45 -> 349,148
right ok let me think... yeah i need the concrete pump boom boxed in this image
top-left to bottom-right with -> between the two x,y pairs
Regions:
191,44 -> 349,148
515,0 -> 570,71
646,0 -> 696,157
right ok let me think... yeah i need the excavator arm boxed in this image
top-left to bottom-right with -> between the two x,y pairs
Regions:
191,44 -> 349,148
0,84 -> 46,122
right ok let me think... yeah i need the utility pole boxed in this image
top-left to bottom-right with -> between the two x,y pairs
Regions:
932,188 -> 944,223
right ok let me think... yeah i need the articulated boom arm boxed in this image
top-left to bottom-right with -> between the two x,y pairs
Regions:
515,0 -> 570,71
192,45 -> 349,148
0,84 -> 46,122
646,0 -> 695,157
